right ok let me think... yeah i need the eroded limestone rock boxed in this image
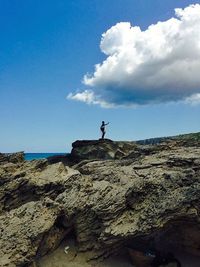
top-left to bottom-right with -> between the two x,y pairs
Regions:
1,138 -> 200,266
0,158 -> 80,266
0,200 -> 61,267
57,145 -> 200,258
0,159 -> 79,212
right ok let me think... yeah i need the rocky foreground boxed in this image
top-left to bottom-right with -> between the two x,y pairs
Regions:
1,136 -> 200,266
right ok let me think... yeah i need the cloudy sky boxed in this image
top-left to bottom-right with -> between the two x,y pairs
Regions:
1,0 -> 200,152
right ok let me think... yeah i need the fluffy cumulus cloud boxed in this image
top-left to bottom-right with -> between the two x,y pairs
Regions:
68,4 -> 200,107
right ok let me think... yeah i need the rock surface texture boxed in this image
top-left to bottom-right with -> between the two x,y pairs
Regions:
1,136 -> 200,266
0,152 -> 24,165
71,139 -> 138,161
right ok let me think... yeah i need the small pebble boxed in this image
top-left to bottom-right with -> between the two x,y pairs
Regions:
64,246 -> 70,254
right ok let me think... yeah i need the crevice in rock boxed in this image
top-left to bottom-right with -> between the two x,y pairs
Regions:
1,182 -> 67,213
35,213 -> 75,259
116,218 -> 200,266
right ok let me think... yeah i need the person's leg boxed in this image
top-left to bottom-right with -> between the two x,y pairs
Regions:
101,130 -> 103,139
102,131 -> 105,139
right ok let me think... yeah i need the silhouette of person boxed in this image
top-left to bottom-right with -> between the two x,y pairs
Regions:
100,121 -> 109,139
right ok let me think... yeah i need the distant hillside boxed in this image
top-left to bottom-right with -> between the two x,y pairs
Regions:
136,132 -> 200,145
175,132 -> 200,141
136,136 -> 170,145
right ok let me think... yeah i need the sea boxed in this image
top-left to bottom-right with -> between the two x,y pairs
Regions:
25,153 -> 67,161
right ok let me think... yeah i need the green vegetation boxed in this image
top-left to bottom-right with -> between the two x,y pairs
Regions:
175,132 -> 200,141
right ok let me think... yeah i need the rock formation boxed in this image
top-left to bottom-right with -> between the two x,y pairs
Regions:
71,139 -> 138,161
0,152 -> 24,165
0,153 -> 80,266
1,135 -> 200,266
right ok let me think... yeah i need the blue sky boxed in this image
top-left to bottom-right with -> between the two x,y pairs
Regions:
0,0 -> 200,152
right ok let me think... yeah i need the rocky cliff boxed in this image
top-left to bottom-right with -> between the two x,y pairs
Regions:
1,137 -> 200,266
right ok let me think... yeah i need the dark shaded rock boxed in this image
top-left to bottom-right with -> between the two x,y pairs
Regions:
47,154 -> 72,166
0,152 -> 24,165
71,139 -> 137,162
128,249 -> 154,267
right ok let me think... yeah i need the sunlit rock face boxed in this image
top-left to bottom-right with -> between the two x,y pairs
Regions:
1,135 -> 200,266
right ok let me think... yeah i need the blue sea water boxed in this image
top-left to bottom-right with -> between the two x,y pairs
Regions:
25,153 -> 67,161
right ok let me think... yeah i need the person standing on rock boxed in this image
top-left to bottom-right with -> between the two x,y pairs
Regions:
100,121 -> 109,139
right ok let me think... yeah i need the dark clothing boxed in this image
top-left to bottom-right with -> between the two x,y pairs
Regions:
100,122 -> 108,139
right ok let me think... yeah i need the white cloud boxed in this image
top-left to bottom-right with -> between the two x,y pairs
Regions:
68,4 -> 200,107
67,90 -> 114,108
185,93 -> 200,105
